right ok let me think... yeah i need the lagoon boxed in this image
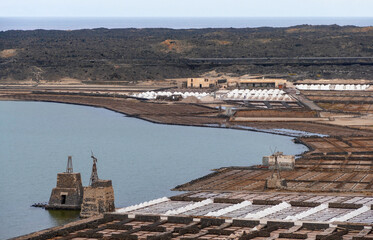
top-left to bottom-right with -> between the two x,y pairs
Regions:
0,101 -> 307,239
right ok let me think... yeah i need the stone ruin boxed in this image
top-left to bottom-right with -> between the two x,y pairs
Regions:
265,171 -> 287,189
262,152 -> 295,170
46,156 -> 83,210
80,154 -> 115,218
80,179 -> 115,218
46,154 -> 115,218
264,152 -> 288,189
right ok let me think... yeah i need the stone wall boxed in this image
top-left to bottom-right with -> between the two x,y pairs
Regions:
46,173 -> 83,210
80,180 -> 115,218
56,173 -> 83,188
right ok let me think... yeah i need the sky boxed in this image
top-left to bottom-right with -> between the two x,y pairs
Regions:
1,0 -> 373,18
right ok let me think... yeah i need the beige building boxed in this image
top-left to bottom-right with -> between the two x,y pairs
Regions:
187,78 -> 216,88
262,152 -> 295,170
186,76 -> 286,89
238,78 -> 287,89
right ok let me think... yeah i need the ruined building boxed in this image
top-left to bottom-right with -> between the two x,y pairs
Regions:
80,154 -> 115,218
46,156 -> 83,210
264,152 -> 288,189
262,152 -> 295,170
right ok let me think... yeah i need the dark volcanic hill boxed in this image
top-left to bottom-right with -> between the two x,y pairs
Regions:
1,25 -> 373,82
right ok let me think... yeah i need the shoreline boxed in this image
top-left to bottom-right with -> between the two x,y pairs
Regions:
0,97 -> 329,139
4,93 -> 373,240
1,96 -> 312,239
1,90 -> 371,138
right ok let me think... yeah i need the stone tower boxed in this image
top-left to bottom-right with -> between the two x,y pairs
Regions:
80,154 -> 115,218
46,156 -> 83,210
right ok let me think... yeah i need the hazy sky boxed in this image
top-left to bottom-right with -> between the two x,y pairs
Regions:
1,0 -> 373,17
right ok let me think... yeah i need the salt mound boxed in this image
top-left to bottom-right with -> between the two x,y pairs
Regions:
200,95 -> 215,102
181,96 -> 200,103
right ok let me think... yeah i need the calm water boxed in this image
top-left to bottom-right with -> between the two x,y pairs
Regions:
0,17 -> 372,31
0,101 -> 307,239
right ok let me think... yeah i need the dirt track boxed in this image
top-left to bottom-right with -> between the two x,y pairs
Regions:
0,92 -> 224,126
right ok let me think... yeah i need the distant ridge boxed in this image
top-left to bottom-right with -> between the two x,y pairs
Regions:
1,25 -> 373,82
1,17 -> 372,31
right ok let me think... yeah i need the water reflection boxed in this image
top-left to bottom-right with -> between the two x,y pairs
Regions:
47,210 -> 80,226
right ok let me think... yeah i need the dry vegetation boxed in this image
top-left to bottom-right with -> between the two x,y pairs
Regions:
0,49 -> 17,58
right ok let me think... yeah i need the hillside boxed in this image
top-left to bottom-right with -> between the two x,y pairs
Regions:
1,25 -> 373,83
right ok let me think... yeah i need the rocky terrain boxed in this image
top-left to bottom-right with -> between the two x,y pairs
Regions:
1,25 -> 373,83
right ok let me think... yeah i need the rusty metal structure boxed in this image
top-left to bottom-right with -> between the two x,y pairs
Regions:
89,153 -> 99,186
